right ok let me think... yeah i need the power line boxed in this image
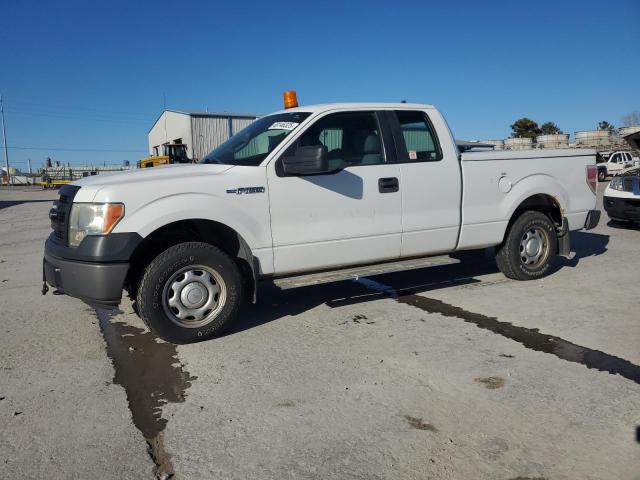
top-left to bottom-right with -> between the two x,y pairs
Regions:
8,145 -> 146,153
4,98 -> 157,118
5,109 -> 150,125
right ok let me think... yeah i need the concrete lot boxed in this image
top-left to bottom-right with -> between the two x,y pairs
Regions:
0,186 -> 639,479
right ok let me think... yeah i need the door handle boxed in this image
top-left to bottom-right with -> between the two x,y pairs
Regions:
378,177 -> 399,193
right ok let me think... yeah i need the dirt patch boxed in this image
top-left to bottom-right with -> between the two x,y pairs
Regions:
475,377 -> 505,389
403,415 -> 437,432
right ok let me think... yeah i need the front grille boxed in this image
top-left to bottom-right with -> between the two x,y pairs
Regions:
49,185 -> 81,245
623,177 -> 634,192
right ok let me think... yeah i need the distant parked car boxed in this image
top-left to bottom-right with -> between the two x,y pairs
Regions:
596,151 -> 635,181
604,167 -> 640,224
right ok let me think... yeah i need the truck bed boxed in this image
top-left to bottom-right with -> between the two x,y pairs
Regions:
457,148 -> 597,250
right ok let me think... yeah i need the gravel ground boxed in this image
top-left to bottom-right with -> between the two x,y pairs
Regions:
0,185 -> 639,480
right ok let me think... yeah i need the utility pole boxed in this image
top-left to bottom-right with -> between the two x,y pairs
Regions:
27,158 -> 32,185
1,94 -> 11,187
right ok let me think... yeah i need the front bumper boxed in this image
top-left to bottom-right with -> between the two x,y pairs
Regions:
603,196 -> 640,222
43,251 -> 129,307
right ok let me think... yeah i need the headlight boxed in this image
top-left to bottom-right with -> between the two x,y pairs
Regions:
68,203 -> 125,247
609,177 -> 624,191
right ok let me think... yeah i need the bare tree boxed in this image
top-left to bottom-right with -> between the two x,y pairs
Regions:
621,111 -> 640,127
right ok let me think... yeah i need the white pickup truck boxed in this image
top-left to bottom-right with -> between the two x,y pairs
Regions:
43,102 -> 600,343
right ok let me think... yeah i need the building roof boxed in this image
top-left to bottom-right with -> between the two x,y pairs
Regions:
148,109 -> 261,133
166,109 -> 262,118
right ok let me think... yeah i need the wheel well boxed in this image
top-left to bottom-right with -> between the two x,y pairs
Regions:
508,194 -> 563,232
125,219 -> 255,301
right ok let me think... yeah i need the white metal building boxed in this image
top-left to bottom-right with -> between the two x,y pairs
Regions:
148,110 -> 260,161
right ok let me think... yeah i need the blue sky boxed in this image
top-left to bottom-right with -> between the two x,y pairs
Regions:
1,0 -> 638,169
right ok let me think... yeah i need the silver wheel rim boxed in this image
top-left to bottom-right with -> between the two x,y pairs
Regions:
162,265 -> 227,329
519,226 -> 550,269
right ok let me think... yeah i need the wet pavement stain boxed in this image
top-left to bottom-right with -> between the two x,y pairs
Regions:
398,294 -> 640,385
96,309 -> 197,479
355,278 -> 640,385
403,415 -> 437,432
508,477 -> 546,480
475,376 -> 505,389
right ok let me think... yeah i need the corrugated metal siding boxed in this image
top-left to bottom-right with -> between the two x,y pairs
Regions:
190,116 -> 257,160
320,129 -> 343,151
231,118 -> 255,136
403,127 -> 436,152
235,131 -> 286,159
191,117 -> 230,160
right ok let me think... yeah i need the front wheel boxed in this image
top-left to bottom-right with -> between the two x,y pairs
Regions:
136,242 -> 243,343
495,211 -> 557,281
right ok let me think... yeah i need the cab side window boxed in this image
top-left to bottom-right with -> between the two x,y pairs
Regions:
395,111 -> 442,162
287,112 -> 385,170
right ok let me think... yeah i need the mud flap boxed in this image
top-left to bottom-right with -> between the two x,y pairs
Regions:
557,217 -> 571,258
42,260 -> 49,295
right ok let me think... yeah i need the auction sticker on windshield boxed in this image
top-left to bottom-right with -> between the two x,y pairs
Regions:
268,122 -> 299,131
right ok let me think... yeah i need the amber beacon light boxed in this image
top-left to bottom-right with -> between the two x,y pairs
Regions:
283,90 -> 298,109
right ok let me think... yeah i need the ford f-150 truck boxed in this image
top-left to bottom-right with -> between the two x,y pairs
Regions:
43,102 -> 600,343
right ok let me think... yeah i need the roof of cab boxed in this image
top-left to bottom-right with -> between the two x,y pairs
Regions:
268,102 -> 435,115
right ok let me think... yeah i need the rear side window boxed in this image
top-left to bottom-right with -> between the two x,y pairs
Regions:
395,111 -> 442,162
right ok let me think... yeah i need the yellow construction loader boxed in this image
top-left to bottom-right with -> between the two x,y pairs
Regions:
137,144 -> 191,168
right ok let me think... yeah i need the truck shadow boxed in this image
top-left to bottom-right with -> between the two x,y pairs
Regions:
0,199 -> 52,210
227,232 -> 609,337
558,231 -> 609,268
606,220 -> 640,231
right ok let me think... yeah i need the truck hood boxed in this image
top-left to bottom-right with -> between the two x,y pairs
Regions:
73,163 -> 234,188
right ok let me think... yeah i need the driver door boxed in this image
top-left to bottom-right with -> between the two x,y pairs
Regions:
266,111 -> 402,275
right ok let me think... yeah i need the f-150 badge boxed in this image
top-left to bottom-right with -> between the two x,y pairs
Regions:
226,186 -> 266,195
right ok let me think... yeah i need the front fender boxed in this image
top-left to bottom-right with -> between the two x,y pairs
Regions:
112,192 -> 271,251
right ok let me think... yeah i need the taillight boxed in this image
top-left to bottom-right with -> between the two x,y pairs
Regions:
586,165 -> 597,195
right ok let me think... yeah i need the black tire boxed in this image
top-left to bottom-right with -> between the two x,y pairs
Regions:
136,242 -> 243,344
597,169 -> 606,182
495,211 -> 557,281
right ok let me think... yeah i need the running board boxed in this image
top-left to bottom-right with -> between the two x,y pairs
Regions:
271,255 -> 460,290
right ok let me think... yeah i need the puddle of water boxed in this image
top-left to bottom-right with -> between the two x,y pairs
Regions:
96,309 -> 197,478
355,278 -> 640,386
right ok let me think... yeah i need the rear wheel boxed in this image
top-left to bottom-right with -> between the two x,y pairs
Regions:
597,168 -> 606,182
495,211 -> 557,280
136,242 -> 243,343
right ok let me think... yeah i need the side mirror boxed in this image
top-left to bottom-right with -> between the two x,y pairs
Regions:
282,145 -> 330,176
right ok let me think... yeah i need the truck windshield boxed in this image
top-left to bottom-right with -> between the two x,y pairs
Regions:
199,112 -> 311,166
